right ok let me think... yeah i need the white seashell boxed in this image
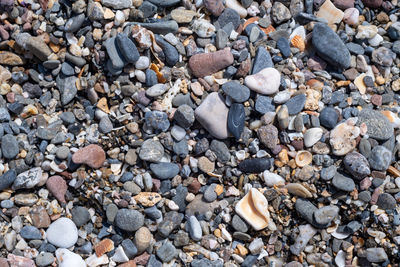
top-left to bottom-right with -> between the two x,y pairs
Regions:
85,254 -> 109,267
235,188 -> 270,230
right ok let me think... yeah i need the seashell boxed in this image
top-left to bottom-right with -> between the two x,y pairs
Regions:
290,26 -> 306,40
291,35 -> 305,51
235,188 -> 270,231
261,24 -> 275,35
285,183 -> 312,198
94,238 -> 114,257
354,73 -> 366,94
315,0 -> 344,26
85,254 -> 109,266
295,150 -> 312,167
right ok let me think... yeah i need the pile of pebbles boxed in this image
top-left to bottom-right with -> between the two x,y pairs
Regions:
1,0 -> 400,266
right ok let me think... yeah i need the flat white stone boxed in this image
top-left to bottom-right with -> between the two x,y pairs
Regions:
46,218 -> 78,248
56,248 -> 85,267
245,68 -> 281,95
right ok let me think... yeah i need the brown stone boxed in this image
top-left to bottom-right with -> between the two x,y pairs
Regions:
189,48 -> 234,77
333,0 -> 354,9
72,144 -> 106,169
134,227 -> 152,253
203,0 -> 225,16
26,36 -> 52,61
46,175 -> 68,204
94,238 -> 114,257
235,57 -> 251,77
118,260 -> 137,267
30,206 -> 51,228
0,257 -> 9,267
134,252 -> 150,265
188,178 -> 201,194
0,51 -> 24,66
371,94 -> 382,106
362,0 -> 382,8
7,254 -> 35,267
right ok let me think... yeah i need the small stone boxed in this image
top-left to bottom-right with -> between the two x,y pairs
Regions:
12,167 -> 42,190
171,9 -> 196,23
290,224 -> 317,255
285,183 -> 312,198
46,175 -> 68,204
366,248 -> 388,263
0,169 -> 16,190
369,146 -> 392,171
376,193 -> 396,210
231,214 -> 248,232
139,139 -> 164,162
94,239 -> 114,257
102,0 -> 132,9
0,51 -> 24,65
255,95 -> 274,114
332,173 -> 355,192
194,92 -> 229,139
245,68 -> 281,95
72,144 -> 106,169
228,103 -> 245,140
276,37 -> 291,58
71,206 -> 90,227
36,252 -> 54,267
174,104 -> 195,129
362,0 -> 382,9
1,134 -> 18,159
189,49 -> 234,77
26,37 -> 52,61
116,33 -> 140,64
312,23 -> 351,69
330,119 -> 360,156
198,156 -> 215,173
222,81 -> 250,103
357,109 -> 393,141
258,124 -> 279,152
263,171 -> 286,187
239,158 -> 272,173
315,0 -> 344,25
145,111 -> 170,132
46,218 -> 78,248
272,2 -> 291,24
204,0 -> 225,16
304,128 -> 323,147
20,225 -> 41,240
156,241 -> 177,263
150,163 -> 179,180
135,227 -> 152,253
188,216 -> 202,241
252,46 -> 273,74
115,209 -> 145,232
285,94 -> 306,115
56,248 -> 85,267
313,205 -> 339,225
343,152 -> 370,180
319,107 -> 338,129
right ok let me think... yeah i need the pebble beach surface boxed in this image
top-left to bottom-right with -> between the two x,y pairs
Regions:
0,0 -> 400,266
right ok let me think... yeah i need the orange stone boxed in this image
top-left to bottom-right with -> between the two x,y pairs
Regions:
95,238 -> 114,257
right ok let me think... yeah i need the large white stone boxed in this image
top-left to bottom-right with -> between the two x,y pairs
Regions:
46,218 -> 78,248
244,68 -> 281,95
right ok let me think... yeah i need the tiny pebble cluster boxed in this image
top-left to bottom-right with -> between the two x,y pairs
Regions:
1,0 -> 400,266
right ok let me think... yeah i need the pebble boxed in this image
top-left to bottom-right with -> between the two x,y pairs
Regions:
312,23 -> 351,69
369,145 -> 392,171
319,107 -> 338,129
115,209 -> 144,232
228,103 -> 245,140
72,144 -> 105,169
343,152 -> 371,180
189,49 -> 234,77
36,252 -> 55,267
222,81 -> 250,103
139,139 -> 164,162
46,175 -> 68,203
188,216 -> 202,241
245,67 -> 281,95
285,94 -> 306,115
71,206 -> 90,227
150,162 -> 179,179
366,247 -> 388,263
304,128 -> 323,147
357,109 -> 393,140
46,218 -> 78,248
376,193 -> 396,210
332,172 -> 355,192
252,46 -> 273,74
116,33 -> 140,64
0,169 -> 16,190
313,206 -> 339,225
194,92 -> 229,139
1,134 -> 18,159
56,249 -> 85,267
156,241 -> 177,263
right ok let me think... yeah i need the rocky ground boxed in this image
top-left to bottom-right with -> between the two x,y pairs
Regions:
0,0 -> 400,266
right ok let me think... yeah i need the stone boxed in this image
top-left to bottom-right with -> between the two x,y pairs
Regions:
217,8 -> 240,29
135,227 -> 151,253
1,134 -> 18,159
158,211 -> 184,237
235,188 -> 270,230
258,124 -> 279,152
56,75 -> 78,105
189,49 -> 234,77
105,37 -> 125,70
71,206 -> 90,227
313,205 -> 339,225
188,216 -> 202,241
343,152 -> 370,180
174,104 -> 195,129
332,172 -> 355,192
239,158 -> 272,173
0,51 -> 24,65
285,94 -> 306,115
312,23 -> 351,69
366,248 -> 388,263
263,171 -> 286,187
20,225 -> 41,240
333,0 -> 354,9
0,169 -> 16,190
156,241 -> 177,263
252,46 -> 273,74
36,252 -> 54,267
304,128 -> 323,147
228,103 -> 245,140
357,109 -> 393,141
194,92 -> 229,139
222,81 -> 250,103
116,33 -> 140,64
150,163 -> 179,180
276,37 -> 291,58
203,0 -> 225,16
12,167 -> 42,190
26,37 -> 52,61
191,19 -> 216,38
198,156 -> 215,173
245,68 -> 281,95
362,0 -> 382,9
155,35 -> 179,67
319,107 -> 338,129
315,0 -> 344,25
145,111 -> 170,132
72,144 -> 106,168
232,214 -> 248,232
46,175 -> 68,204
171,9 -> 196,23
65,14 -> 85,33
139,139 -> 164,162
330,119 -> 360,156
272,2 -> 291,24
290,224 -> 317,255
102,0 -> 131,9
115,209 -> 145,232
285,183 -> 312,198
226,0 -> 247,18
369,146 -> 392,171
255,95 -> 274,114
56,248 -> 85,267
372,47 -> 395,67
46,218 -> 78,248
376,193 -> 396,210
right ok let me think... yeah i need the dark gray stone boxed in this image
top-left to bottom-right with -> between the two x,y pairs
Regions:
221,81 -> 250,103
155,35 -> 179,67
1,134 -> 18,159
252,46 -> 273,74
150,162 -> 180,180
332,173 -> 355,192
357,109 -> 393,140
115,209 -> 144,232
210,140 -> 230,163
369,145 -> 392,171
319,107 -> 338,129
343,152 -> 370,180
285,94 -> 306,115
228,103 -> 245,140
116,33 -> 140,64
71,206 -> 90,227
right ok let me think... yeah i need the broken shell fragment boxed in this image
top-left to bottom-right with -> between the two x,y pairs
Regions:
235,188 -> 270,231
295,150 -> 313,167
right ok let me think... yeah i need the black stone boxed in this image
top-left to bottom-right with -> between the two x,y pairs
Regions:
116,33 -> 140,64
238,158 -> 272,173
252,46 -> 273,74
228,103 -> 245,140
217,8 -> 240,29
155,35 -> 179,67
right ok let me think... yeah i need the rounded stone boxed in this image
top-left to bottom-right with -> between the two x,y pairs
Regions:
244,67 -> 281,95
369,145 -> 392,171
115,209 -> 144,232
343,152 -> 370,180
46,218 -> 78,248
